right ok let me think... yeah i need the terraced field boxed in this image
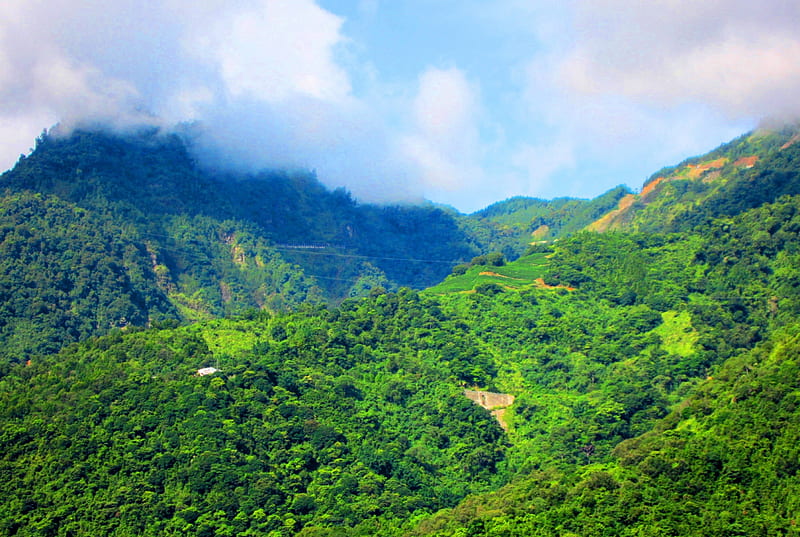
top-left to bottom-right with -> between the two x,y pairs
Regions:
425,252 -> 551,294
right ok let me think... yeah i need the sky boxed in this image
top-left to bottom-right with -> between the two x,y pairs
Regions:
1,1 -> 799,212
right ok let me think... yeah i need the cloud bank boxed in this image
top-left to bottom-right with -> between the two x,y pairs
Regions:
0,0 -> 799,211
0,0 -> 418,202
560,0 -> 800,118
505,0 -> 800,202
400,67 -> 484,196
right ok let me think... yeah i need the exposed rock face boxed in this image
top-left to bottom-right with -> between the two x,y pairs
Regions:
464,390 -> 514,409
464,390 -> 515,430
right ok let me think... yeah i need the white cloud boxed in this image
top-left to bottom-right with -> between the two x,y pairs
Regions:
0,0 -> 378,186
187,0 -> 351,103
516,42 -> 755,200
0,0 -> 790,212
560,0 -> 800,119
400,67 -> 484,194
512,140 -> 576,196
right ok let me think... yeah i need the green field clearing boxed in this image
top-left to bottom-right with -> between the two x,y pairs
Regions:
425,253 -> 550,294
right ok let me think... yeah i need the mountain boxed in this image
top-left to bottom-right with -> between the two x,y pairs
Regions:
0,295 -> 509,536
588,122 -> 800,233
4,190 -> 800,534
409,323 -> 800,536
2,122 -> 800,536
463,185 -> 631,257
0,127 -> 488,360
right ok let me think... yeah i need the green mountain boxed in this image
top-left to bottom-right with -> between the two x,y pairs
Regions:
0,295 -> 510,536
410,324 -> 800,536
2,123 -> 800,536
588,122 -> 800,233
463,185 -> 631,257
0,127 -> 486,360
404,194 -> 800,535
423,252 -> 551,295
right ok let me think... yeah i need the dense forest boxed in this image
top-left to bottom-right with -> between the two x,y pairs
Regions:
0,127 -> 485,360
2,124 -> 800,535
0,127 -> 641,361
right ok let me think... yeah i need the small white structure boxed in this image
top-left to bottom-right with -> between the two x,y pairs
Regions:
196,367 -> 219,376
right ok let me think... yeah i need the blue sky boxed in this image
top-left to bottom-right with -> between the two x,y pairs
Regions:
1,1 -> 798,212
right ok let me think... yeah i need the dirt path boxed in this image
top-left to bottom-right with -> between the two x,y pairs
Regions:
479,271 -> 524,280
534,278 -> 575,292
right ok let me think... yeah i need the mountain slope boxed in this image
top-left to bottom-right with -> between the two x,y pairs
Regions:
3,122 -> 800,536
403,194 -> 800,535
408,323 -> 800,537
588,123 -> 800,233
4,128 -> 481,289
0,192 -> 177,357
0,127 -> 484,359
463,185 -> 631,257
0,292 -> 509,536
4,195 -> 800,536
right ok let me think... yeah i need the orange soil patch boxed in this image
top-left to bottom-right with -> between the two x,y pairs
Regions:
640,176 -> 665,199
618,193 -> 636,210
587,193 -> 636,232
733,155 -> 758,168
464,390 -> 515,430
492,408 -> 510,431
531,224 -> 550,240
534,277 -> 576,292
781,134 -> 800,150
686,158 -> 728,179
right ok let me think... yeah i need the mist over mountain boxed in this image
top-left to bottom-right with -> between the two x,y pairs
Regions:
0,125 -> 493,360
6,1 -> 800,212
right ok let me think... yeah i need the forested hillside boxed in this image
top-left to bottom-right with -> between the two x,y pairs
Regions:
4,189 -> 800,534
0,296 -> 509,536
588,123 -> 800,233
410,324 -> 800,536
0,127 -> 487,359
406,195 -> 800,536
2,123 -> 800,536
463,185 -> 631,257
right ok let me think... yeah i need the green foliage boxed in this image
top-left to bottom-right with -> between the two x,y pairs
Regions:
0,293 -> 509,536
0,192 -> 176,361
2,128 -> 483,306
3,125 -> 800,537
0,128 -> 493,358
464,186 -> 631,256
474,282 -> 503,296
428,253 -> 549,294
606,123 -> 800,234
408,325 -> 800,536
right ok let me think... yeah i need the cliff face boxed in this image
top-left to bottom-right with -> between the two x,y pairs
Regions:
465,390 -> 515,430
464,390 -> 515,409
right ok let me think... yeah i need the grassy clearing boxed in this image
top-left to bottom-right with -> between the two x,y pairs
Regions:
425,253 -> 550,294
183,319 -> 270,361
655,310 -> 699,357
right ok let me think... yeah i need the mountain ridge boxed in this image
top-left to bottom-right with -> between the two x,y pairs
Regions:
586,123 -> 800,233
